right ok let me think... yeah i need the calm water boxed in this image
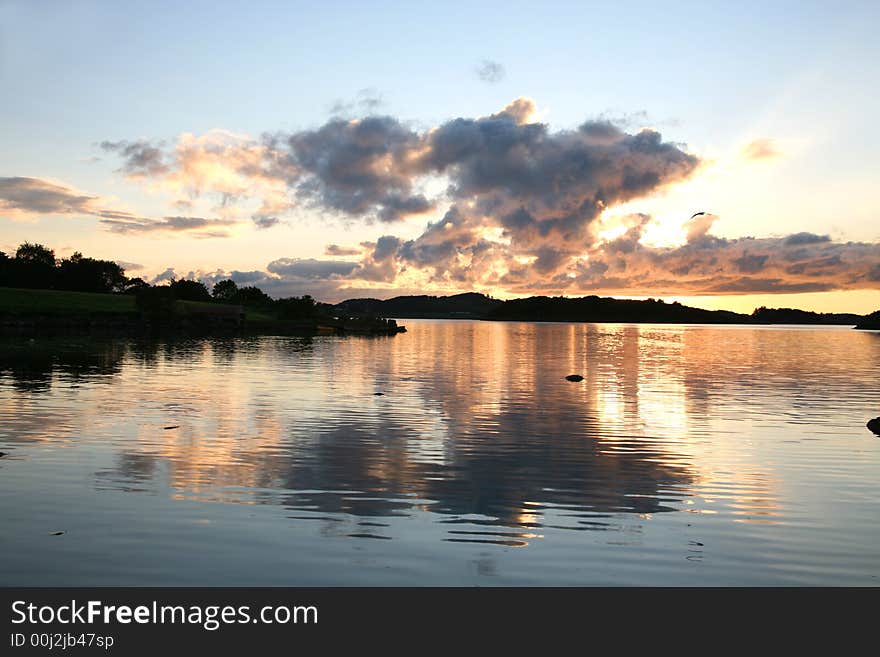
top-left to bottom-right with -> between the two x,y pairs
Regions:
1,321 -> 878,586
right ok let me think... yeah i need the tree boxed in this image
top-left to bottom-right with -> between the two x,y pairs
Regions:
168,278 -> 211,302
0,251 -> 10,287
57,252 -> 127,293
123,277 -> 150,294
276,295 -> 316,320
15,242 -> 56,267
13,242 -> 56,289
236,285 -> 272,307
212,279 -> 239,303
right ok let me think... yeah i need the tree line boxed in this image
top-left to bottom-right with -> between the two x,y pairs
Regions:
0,243 -> 129,293
0,242 -> 317,319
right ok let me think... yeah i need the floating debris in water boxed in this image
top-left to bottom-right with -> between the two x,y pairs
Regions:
868,417 -> 880,435
373,392 -> 385,396
50,531 -> 65,536
565,374 -> 584,382
0,452 -> 6,458
163,425 -> 180,430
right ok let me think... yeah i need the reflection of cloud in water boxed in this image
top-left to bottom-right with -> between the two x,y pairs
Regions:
82,328 -> 704,545
1,323 -> 826,546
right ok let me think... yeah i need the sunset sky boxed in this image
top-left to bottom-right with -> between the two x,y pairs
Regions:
2,0 -> 878,312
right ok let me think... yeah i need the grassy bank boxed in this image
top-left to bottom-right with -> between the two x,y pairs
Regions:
0,287 -> 137,315
0,286 -> 404,336
0,287 -> 235,317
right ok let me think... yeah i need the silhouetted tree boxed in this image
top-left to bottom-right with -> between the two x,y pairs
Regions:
13,242 -> 56,289
15,242 -> 56,267
168,279 -> 211,302
212,279 -> 239,303
276,295 -> 316,320
57,252 -> 127,293
123,277 -> 150,294
236,285 -> 272,307
0,251 -> 10,287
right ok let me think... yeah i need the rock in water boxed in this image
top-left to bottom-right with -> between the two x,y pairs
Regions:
868,417 -> 880,435
565,374 -> 584,382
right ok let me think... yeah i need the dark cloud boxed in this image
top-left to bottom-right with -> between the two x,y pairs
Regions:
251,214 -> 279,229
0,176 -> 98,214
405,100 -> 699,276
325,244 -> 362,256
288,116 -> 427,221
266,258 -> 359,279
476,60 -> 505,83
150,268 -> 177,284
100,215 -> 237,237
734,253 -> 769,274
101,97 -> 696,245
784,232 -> 831,245
114,261 -> 144,272
706,278 -> 834,294
100,140 -> 169,176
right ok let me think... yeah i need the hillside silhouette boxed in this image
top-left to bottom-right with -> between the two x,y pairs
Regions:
334,293 -> 502,319
333,293 -> 870,325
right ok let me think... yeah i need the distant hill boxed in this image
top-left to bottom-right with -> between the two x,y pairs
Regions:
751,306 -> 862,325
334,292 -> 873,326
334,292 -> 502,319
855,310 -> 880,330
486,296 -> 750,324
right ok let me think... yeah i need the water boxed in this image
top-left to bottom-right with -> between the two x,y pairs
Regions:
1,321 -> 878,586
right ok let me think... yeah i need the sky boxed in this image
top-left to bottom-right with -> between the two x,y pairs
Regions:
1,0 -> 879,312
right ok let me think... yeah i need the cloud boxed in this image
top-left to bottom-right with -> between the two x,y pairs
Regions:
115,261 -> 144,272
94,98 -> 880,299
325,244 -> 362,256
100,140 -> 169,176
251,214 -> 279,229
476,60 -> 505,83
329,88 -> 385,116
0,176 -> 100,215
684,212 -> 718,242
101,97 -> 694,240
784,232 -> 830,246
287,115 -> 432,222
742,138 -> 780,161
150,268 -> 177,284
560,226 -> 880,296
733,253 -> 769,274
104,130 -> 296,228
266,258 -> 359,279
0,176 -> 231,238
100,215 -> 238,237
